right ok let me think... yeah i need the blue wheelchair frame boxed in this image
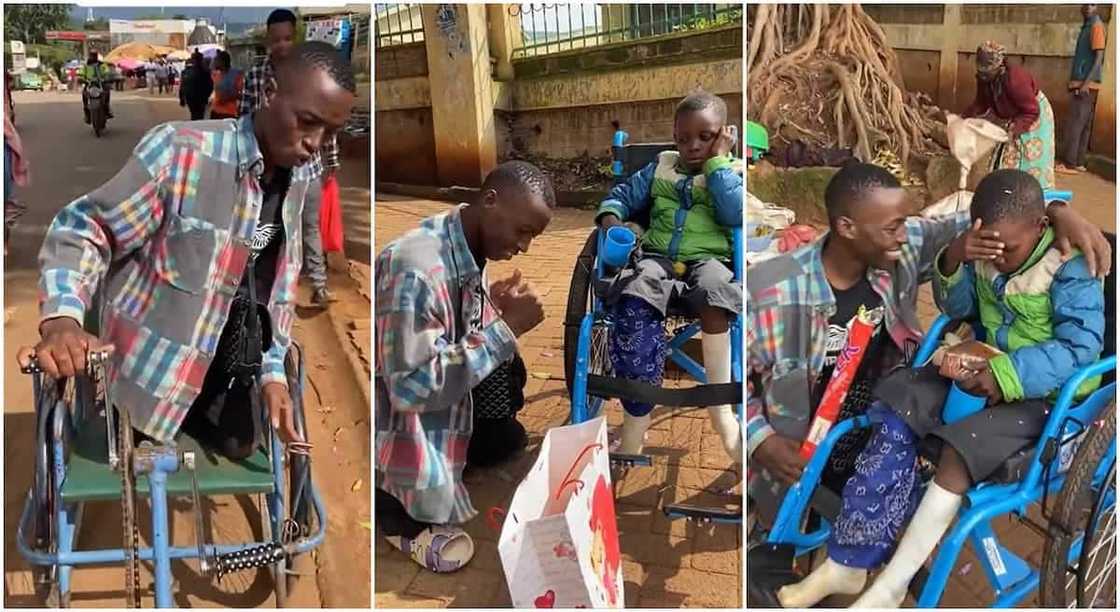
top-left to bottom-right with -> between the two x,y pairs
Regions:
568,129 -> 744,429
15,344 -> 327,608
764,191 -> 1117,607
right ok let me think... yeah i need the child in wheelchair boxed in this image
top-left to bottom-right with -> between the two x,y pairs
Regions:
595,91 -> 744,460
778,169 -> 1105,608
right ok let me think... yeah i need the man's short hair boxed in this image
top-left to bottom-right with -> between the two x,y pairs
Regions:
482,161 -> 557,209
824,162 -> 902,222
675,91 -> 728,124
267,9 -> 298,28
278,41 -> 356,94
970,169 -> 1045,226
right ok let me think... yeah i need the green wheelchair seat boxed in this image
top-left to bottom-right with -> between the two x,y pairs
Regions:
60,416 -> 276,503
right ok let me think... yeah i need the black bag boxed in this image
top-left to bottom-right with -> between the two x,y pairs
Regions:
214,256 -> 273,381
471,353 -> 527,420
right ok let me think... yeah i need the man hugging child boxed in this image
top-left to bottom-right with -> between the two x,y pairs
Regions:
596,91 -> 744,460
779,169 -> 1105,608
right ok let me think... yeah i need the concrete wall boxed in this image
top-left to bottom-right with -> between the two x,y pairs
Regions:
375,13 -> 743,185
865,3 -> 1116,157
375,42 -> 437,182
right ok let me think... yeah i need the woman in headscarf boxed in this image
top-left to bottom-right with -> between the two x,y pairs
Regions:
962,41 -> 1056,190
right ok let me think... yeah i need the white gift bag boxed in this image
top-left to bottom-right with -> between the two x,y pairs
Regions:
497,417 -> 625,608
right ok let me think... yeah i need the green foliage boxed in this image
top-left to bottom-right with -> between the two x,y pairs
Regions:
676,7 -> 744,32
25,43 -> 74,77
4,5 -> 73,44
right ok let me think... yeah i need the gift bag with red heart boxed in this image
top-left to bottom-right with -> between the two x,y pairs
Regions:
497,417 -> 624,608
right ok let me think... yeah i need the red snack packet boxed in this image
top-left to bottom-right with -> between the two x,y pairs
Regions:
800,305 -> 883,460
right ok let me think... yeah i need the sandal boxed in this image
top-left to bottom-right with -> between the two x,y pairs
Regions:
1056,164 -> 1082,175
386,525 -> 474,573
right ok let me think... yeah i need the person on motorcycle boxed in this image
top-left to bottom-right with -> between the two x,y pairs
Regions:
80,52 -> 113,123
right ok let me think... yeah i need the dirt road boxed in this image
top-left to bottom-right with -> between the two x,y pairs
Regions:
3,90 -> 371,607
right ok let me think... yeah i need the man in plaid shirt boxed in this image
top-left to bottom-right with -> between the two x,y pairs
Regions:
22,42 -> 356,459
745,163 -> 1111,529
375,162 -> 554,573
241,8 -> 340,307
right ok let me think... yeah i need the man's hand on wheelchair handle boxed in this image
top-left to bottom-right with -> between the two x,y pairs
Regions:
22,317 -> 103,379
264,381 -> 305,446
1048,202 -> 1112,279
752,434 -> 807,486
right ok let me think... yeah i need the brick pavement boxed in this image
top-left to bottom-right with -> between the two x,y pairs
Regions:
372,195 -> 743,608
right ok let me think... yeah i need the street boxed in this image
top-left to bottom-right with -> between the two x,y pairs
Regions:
373,196 -> 742,608
3,89 -> 371,608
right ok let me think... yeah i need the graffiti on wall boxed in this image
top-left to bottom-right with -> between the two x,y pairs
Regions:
435,4 -> 466,57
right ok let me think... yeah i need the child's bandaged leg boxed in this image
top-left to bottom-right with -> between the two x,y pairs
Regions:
701,331 -> 741,461
609,296 -> 667,453
778,557 -> 867,608
850,482 -> 962,608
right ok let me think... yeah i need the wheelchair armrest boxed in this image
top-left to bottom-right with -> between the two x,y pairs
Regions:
1018,355 -> 1115,490
1047,356 -> 1116,428
912,314 -> 953,366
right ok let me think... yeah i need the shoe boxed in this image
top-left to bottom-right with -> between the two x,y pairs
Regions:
386,526 -> 474,573
83,115 -> 90,124
311,287 -> 334,307
107,111 -> 114,119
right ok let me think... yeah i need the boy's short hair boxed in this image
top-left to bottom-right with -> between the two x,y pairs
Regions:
824,162 -> 901,222
267,9 -> 298,28
675,91 -> 727,124
971,169 -> 1045,226
482,161 -> 557,209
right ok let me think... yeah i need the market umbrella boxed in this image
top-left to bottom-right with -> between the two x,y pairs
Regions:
167,49 -> 191,61
112,58 -> 144,71
104,42 -> 178,63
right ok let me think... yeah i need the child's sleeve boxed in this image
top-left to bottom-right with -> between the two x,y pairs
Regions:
705,155 -> 743,227
932,245 -> 979,320
596,161 -> 656,224
988,256 -> 1105,402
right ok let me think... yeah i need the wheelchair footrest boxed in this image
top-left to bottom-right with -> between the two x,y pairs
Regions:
663,503 -> 741,523
609,452 -> 652,468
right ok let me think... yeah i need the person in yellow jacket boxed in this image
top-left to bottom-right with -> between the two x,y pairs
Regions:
78,52 -> 113,123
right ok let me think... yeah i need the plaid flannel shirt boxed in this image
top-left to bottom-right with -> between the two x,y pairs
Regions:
239,57 -> 339,178
744,213 -> 969,522
375,207 -> 517,524
39,115 -> 311,442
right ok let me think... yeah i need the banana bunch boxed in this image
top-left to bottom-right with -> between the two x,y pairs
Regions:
871,148 -> 925,187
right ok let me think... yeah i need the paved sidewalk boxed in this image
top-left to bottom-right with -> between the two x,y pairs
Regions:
372,195 -> 742,608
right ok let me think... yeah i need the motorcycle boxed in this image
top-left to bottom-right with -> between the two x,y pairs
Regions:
84,79 -> 108,137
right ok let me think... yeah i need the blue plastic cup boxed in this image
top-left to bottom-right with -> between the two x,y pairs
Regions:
601,226 -> 636,267
942,381 -> 987,424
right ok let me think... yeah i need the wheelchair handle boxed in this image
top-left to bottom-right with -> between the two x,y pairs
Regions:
18,346 -> 114,375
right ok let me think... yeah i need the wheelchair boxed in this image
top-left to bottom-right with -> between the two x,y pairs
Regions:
562,128 -> 745,524
15,343 -> 325,608
749,193 -> 1116,608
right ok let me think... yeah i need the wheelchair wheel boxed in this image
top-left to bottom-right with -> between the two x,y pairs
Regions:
563,229 -> 613,421
1040,405 -> 1116,608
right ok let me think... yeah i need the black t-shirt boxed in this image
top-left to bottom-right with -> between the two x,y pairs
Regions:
813,276 -> 887,490
239,168 -> 290,302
